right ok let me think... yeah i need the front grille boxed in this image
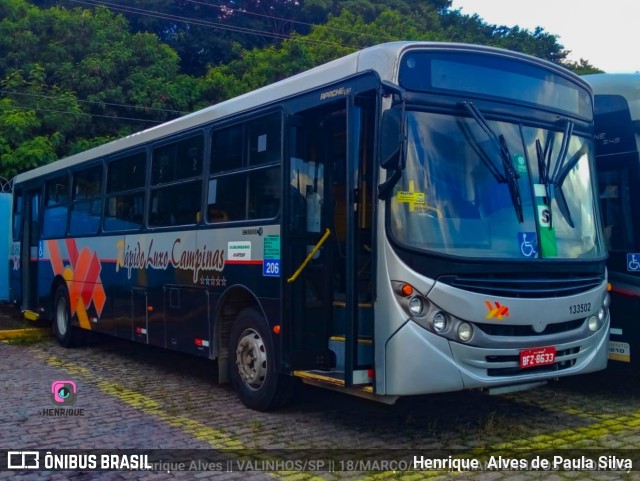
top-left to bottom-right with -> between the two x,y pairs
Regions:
486,347 -> 580,376
475,318 -> 584,337
440,272 -> 603,298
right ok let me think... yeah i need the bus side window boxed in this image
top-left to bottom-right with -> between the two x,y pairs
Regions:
250,166 -> 280,219
599,171 -> 637,251
208,205 -> 229,223
43,175 -> 69,238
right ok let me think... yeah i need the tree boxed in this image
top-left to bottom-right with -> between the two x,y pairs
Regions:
565,58 -> 603,75
28,0 -> 453,76
202,5 -> 573,102
203,9 -> 430,101
440,10 -> 568,64
29,0 -> 312,76
0,67 -> 71,178
3,0 -> 591,179
0,0 -> 206,177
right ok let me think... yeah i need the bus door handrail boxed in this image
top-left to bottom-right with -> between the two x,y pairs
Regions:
287,228 -> 331,283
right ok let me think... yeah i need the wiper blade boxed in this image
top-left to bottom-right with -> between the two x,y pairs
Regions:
536,139 -> 548,183
550,143 -> 588,230
549,120 -> 577,228
556,142 -> 588,188
535,138 -> 552,229
551,183 -> 574,228
499,134 -> 524,223
459,114 -> 505,183
461,101 -> 524,223
550,120 -> 574,184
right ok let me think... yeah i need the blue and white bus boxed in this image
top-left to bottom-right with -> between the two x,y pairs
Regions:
10,42 -> 609,410
585,73 -> 640,370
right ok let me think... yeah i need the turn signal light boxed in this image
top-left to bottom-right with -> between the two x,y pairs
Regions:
400,284 -> 414,297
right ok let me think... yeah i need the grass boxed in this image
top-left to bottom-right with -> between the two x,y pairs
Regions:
2,331 -> 49,345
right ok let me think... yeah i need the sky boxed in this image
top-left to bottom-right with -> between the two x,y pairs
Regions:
451,0 -> 638,73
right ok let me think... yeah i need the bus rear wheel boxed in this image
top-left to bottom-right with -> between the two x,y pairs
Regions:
229,308 -> 293,411
53,284 -> 77,347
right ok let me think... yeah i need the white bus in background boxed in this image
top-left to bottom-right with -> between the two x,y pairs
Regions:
585,73 -> 640,370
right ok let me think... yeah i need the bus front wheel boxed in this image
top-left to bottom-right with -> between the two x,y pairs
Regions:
229,308 -> 293,411
53,284 -> 77,347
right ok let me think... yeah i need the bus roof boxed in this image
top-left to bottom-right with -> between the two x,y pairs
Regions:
584,73 -> 640,121
13,41 -> 581,185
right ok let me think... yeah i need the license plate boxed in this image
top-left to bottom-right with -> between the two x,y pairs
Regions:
519,347 -> 556,368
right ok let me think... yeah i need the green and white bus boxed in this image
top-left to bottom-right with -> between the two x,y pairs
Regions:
585,73 -> 640,370
10,42 -> 610,410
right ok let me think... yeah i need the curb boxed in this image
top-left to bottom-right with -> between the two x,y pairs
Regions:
0,327 -> 50,341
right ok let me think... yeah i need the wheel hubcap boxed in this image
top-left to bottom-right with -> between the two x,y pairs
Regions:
56,297 -> 68,336
235,328 -> 267,390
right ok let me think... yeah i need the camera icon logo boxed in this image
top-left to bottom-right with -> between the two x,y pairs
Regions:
51,380 -> 77,406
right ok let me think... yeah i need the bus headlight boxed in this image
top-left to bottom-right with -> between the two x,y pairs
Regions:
408,297 -> 424,316
603,292 -> 611,309
597,307 -> 606,322
587,315 -> 599,332
432,311 -> 447,333
457,322 -> 473,342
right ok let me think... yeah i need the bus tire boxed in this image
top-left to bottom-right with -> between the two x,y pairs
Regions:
229,308 -> 294,411
53,284 -> 77,347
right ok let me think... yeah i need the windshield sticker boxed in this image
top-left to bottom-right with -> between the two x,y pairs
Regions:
533,184 -> 558,257
397,190 -> 425,204
397,180 -> 426,212
539,222 -> 558,257
514,154 -> 528,174
518,232 -> 537,258
485,301 -> 510,319
537,204 -> 551,228
627,254 -> 640,272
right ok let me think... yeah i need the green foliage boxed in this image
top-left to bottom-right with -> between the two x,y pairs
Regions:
0,66 -> 76,178
441,10 -> 568,64
0,0 -> 205,178
203,8 -> 439,100
203,4 -> 574,101
564,58 -> 604,75
1,0 -> 593,179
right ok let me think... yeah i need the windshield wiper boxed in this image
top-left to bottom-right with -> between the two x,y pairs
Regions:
540,120 -> 582,228
461,101 -> 524,223
535,138 -> 552,229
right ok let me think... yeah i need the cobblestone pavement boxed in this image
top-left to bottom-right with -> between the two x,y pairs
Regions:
1,304 -> 640,481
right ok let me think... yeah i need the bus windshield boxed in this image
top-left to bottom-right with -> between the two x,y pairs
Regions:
389,110 -> 604,260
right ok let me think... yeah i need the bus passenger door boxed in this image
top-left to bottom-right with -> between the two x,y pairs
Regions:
20,189 -> 41,311
284,112 -> 335,369
284,93 -> 376,386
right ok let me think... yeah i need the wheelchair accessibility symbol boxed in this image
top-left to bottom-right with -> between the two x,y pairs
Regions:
627,253 -> 640,272
518,232 -> 537,258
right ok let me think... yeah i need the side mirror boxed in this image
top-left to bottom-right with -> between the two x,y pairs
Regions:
378,108 -> 405,199
379,108 -> 402,170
